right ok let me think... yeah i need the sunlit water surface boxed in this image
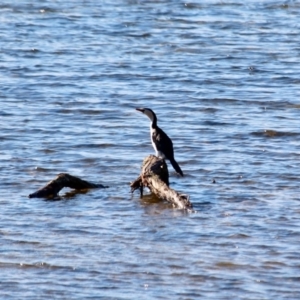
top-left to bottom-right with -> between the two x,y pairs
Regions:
1,0 -> 300,299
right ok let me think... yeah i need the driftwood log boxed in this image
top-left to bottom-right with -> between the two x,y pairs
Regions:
29,156 -> 192,210
131,155 -> 192,210
29,173 -> 107,199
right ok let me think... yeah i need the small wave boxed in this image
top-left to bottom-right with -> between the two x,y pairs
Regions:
228,233 -> 250,239
251,130 -> 300,138
203,120 -> 233,126
214,261 -> 247,270
0,261 -> 73,271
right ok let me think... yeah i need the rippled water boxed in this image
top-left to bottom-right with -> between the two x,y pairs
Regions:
1,0 -> 300,298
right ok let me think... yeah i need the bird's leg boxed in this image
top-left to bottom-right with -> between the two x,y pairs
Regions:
139,182 -> 144,197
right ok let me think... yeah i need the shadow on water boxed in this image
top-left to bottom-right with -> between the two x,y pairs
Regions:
42,189 -> 91,201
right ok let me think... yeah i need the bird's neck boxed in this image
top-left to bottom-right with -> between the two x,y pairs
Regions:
144,109 -> 158,128
151,117 -> 157,128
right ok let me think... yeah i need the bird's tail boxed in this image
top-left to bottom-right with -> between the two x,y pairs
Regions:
169,158 -> 184,177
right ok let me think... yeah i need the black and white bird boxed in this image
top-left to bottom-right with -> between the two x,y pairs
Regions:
136,108 -> 184,176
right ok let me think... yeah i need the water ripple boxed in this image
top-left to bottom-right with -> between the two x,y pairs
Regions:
1,0 -> 300,298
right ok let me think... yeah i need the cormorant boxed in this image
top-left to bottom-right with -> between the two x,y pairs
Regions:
136,108 -> 184,176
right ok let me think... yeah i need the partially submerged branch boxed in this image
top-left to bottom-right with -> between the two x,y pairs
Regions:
29,156 -> 192,210
29,173 -> 107,199
131,155 -> 192,210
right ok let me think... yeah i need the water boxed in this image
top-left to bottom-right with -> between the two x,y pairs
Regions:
1,0 -> 300,298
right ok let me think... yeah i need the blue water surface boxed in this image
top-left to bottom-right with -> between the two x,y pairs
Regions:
1,1 -> 300,299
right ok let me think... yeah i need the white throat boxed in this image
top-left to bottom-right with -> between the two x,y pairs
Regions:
144,110 -> 155,122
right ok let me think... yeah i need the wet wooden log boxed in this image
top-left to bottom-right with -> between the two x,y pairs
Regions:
29,173 -> 108,199
130,155 -> 192,210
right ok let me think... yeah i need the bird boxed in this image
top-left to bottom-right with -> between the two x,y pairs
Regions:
136,107 -> 184,176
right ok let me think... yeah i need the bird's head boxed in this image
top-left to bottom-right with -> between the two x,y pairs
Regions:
136,108 -> 156,122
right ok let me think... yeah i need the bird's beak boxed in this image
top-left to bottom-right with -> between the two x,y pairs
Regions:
136,108 -> 144,113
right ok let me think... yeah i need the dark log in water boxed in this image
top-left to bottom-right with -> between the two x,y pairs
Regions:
131,155 -> 192,210
29,173 -> 107,199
